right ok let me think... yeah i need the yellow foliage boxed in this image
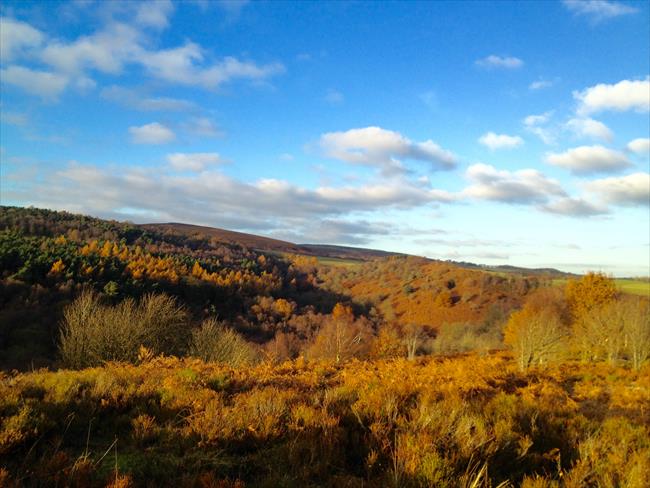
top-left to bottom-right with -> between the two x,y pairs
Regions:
48,259 -> 66,276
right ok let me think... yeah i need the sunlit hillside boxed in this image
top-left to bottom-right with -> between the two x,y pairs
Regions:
1,1 -> 649,485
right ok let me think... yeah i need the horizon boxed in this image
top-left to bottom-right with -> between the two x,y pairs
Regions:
1,0 -> 649,276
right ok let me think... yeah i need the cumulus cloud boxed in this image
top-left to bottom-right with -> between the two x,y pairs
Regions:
626,138 -> 650,155
167,153 -> 224,172
584,173 -> 650,206
574,78 -> 650,115
563,0 -> 638,23
139,44 -> 285,88
478,132 -> 524,150
129,122 -> 176,144
523,111 -> 556,145
529,79 -> 555,90
541,197 -> 608,217
0,65 -> 68,100
183,117 -> 223,138
475,55 -> 523,69
100,85 -> 196,111
565,117 -> 613,142
463,163 -> 565,204
40,22 -> 141,76
320,126 -> 457,175
274,219 -> 392,246
2,16 -> 284,98
0,17 -> 44,61
135,0 -> 174,29
546,145 -> 630,175
4,160 -> 452,241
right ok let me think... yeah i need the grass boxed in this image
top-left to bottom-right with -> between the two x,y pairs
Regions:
553,277 -> 650,297
314,256 -> 363,268
2,354 -> 649,487
614,278 -> 650,296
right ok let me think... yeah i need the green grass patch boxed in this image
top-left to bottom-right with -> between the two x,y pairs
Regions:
553,278 -> 650,297
314,256 -> 362,268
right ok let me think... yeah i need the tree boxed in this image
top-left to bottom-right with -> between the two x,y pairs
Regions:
402,323 -> 426,360
59,291 -> 188,368
504,306 -> 568,371
565,272 -> 618,323
621,298 -> 650,370
565,272 -> 619,362
190,318 -> 258,367
308,304 -> 373,363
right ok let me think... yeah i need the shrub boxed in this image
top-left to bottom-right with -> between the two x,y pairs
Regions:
190,318 -> 258,367
59,291 -> 188,368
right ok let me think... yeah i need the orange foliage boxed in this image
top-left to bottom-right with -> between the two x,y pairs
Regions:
48,258 -> 66,276
565,271 -> 618,322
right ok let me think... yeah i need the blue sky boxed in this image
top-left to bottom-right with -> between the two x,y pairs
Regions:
1,0 -> 649,276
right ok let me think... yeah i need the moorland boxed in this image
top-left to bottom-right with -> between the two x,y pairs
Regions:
0,205 -> 648,487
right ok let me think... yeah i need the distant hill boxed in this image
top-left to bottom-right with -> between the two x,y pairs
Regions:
142,222 -> 573,277
449,261 -> 577,279
140,223 -> 402,261
140,222 -> 304,253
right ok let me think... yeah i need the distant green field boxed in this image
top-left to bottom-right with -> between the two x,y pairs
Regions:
553,278 -> 650,297
315,256 -> 363,268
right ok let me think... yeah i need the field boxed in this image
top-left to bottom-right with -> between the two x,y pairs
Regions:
553,278 -> 650,297
2,354 -> 649,487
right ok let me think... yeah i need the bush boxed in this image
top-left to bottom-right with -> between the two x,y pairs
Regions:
59,291 -> 188,368
190,318 -> 258,367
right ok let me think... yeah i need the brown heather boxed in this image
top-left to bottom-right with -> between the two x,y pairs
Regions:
1,354 -> 649,487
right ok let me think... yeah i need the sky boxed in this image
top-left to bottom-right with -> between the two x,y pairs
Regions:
1,0 -> 649,276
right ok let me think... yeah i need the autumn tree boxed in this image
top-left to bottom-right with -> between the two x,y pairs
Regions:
190,318 -> 258,367
566,272 -> 619,361
307,303 -> 373,363
565,272 -> 618,323
504,288 -> 569,370
59,291 -> 188,368
621,298 -> 650,370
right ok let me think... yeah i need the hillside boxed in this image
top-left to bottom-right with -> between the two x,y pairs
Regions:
141,222 -> 305,254
0,206 -> 540,370
1,205 -> 649,487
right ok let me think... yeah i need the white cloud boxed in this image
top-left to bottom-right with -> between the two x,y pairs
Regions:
0,17 -> 44,61
542,197 -> 608,217
135,0 -> 174,29
463,163 -> 565,204
478,132 -> 524,150
523,111 -> 556,145
546,145 -> 630,175
129,122 -> 176,144
563,0 -> 638,23
41,22 -> 142,76
5,160 -> 452,240
184,117 -> 223,138
100,85 -> 196,111
475,55 -> 523,69
325,89 -> 344,104
4,16 -> 284,97
565,117 -> 613,142
584,173 -> 650,206
0,111 -> 28,126
626,138 -> 650,155
574,78 -> 650,115
167,153 -> 224,172
139,45 -> 285,88
320,126 -> 457,175
0,65 -> 68,99
529,79 -> 554,90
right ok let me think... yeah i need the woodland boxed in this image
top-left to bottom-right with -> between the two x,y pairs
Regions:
0,205 -> 648,487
